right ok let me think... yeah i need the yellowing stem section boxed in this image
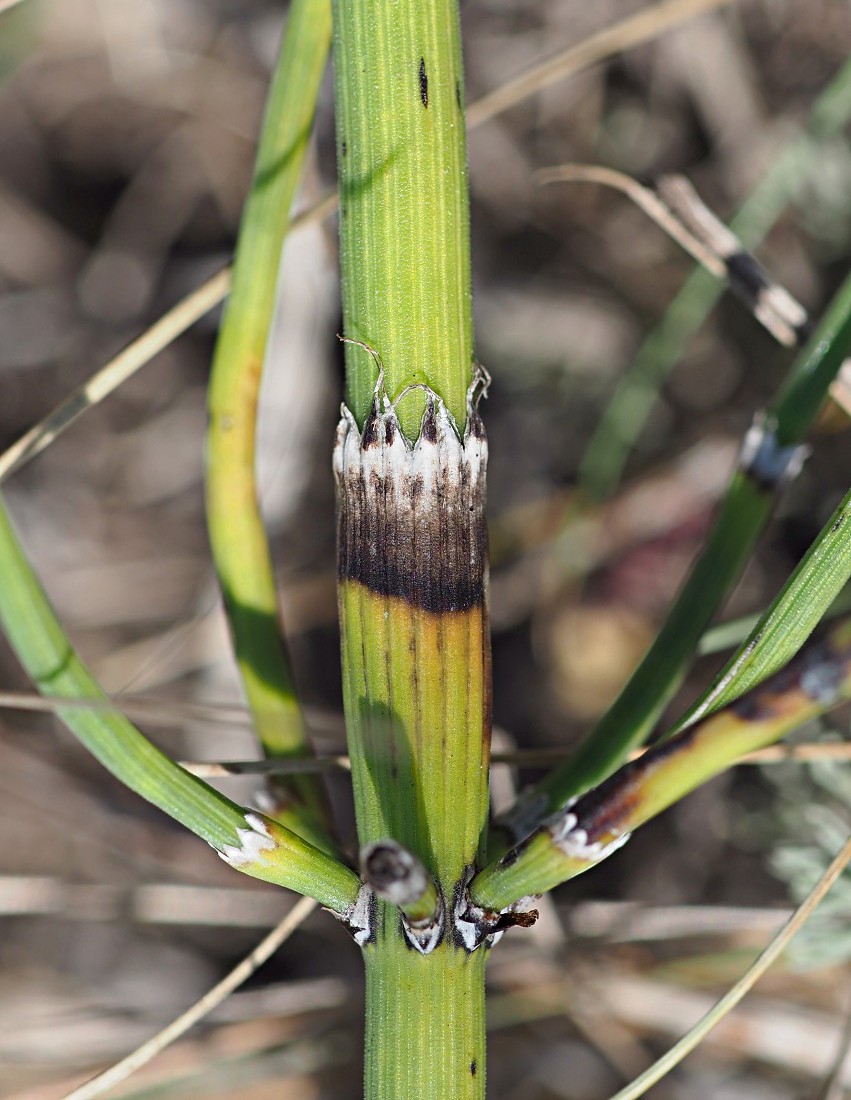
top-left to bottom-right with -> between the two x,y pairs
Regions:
339,581 -> 490,891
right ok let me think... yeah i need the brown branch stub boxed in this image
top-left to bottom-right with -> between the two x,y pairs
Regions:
452,867 -> 540,951
360,838 -> 445,953
362,839 -> 431,905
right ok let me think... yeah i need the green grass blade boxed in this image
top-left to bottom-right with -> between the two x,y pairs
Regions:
580,53 -> 851,502
675,487 -> 851,730
0,492 -> 359,913
499,269 -> 851,840
205,0 -> 334,844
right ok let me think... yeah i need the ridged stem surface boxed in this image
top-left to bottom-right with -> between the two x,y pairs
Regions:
364,905 -> 486,1100
333,0 -> 473,436
332,2 -> 487,1097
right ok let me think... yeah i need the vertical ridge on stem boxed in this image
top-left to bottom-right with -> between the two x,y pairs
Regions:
333,0 -> 473,435
331,1 -> 487,1092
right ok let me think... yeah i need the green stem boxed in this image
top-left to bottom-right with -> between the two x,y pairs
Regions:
332,0 -> 487,1096
206,0 -> 333,847
334,0 -> 473,436
364,905 -> 486,1100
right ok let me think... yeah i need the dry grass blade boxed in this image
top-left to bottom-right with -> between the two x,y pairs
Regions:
537,164 -> 807,346
0,269 -> 231,485
60,894 -> 317,1100
607,834 -> 851,1100
179,743 -> 851,775
0,193 -> 337,486
465,0 -> 734,127
831,361 -> 851,419
538,165 -> 728,279
0,688 -> 254,727
182,756 -> 350,777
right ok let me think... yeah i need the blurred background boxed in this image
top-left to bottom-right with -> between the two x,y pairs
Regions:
1,0 -> 851,1096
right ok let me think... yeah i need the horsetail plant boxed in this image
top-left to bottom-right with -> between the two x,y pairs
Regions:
2,2 -> 851,1098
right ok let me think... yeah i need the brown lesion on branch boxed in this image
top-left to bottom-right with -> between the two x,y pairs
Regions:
546,630 -> 851,848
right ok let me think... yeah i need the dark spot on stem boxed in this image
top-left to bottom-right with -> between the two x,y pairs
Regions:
470,1060 -> 477,1077
833,512 -> 845,532
498,834 -> 529,868
419,58 -> 428,107
341,140 -> 347,157
456,81 -> 462,110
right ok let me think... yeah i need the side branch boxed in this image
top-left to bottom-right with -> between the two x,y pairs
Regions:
205,0 -> 334,847
470,618 -> 851,916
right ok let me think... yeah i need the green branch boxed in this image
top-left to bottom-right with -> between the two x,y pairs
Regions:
0,494 -> 360,913
501,270 -> 851,838
472,616 -> 851,910
206,0 -> 334,846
